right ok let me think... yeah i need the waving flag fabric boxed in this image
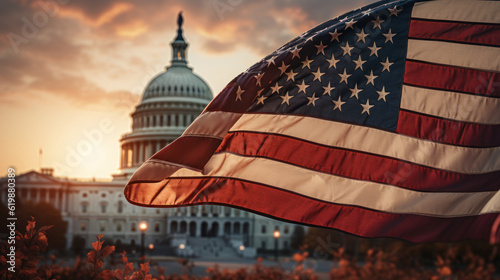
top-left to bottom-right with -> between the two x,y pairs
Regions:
125,0 -> 500,243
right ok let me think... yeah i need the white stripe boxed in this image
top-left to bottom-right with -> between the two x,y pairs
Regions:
407,39 -> 500,72
401,85 -> 500,124
412,0 -> 500,24
167,153 -> 500,217
227,113 -> 500,174
183,111 -> 242,139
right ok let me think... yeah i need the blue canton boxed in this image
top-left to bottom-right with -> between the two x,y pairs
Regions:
243,0 -> 415,132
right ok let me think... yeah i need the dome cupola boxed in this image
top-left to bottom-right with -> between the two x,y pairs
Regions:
117,12 -> 213,178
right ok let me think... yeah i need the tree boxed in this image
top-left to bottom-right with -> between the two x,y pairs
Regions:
17,201 -> 68,253
290,225 -> 305,249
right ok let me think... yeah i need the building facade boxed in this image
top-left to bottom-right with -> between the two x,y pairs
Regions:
0,14 -> 301,256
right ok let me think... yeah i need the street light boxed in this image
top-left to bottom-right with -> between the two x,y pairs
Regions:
273,230 -> 280,262
139,222 -> 148,261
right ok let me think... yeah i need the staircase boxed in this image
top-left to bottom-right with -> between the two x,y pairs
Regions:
187,237 -> 240,259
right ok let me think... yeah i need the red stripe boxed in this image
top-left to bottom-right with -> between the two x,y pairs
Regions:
404,60 -> 500,97
397,110 -> 500,147
215,132 -> 500,192
409,19 -> 500,46
152,136 -> 221,170
124,178 -> 496,243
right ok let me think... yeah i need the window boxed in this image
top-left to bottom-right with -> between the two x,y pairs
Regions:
101,203 -> 107,214
284,226 -> 289,234
155,223 -> 160,232
80,222 -> 86,231
100,221 -> 106,232
261,225 -> 267,234
81,203 -> 88,213
117,201 -> 123,213
131,223 -> 136,232
101,193 -> 106,198
117,223 -> 122,232
82,193 -> 88,198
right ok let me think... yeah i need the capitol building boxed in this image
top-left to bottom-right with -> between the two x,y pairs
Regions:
0,14 -> 300,258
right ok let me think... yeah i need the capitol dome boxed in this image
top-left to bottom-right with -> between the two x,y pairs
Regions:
117,12 -> 213,177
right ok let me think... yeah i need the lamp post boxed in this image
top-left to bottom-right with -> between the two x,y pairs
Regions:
273,230 -> 280,262
139,222 -> 148,261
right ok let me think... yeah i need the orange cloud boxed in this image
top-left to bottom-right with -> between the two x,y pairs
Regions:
58,2 -> 134,27
115,19 -> 148,38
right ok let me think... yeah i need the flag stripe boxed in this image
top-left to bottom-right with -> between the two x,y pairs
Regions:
183,111 -> 242,139
152,136 -> 222,170
228,113 -> 500,174
166,153 -> 500,217
409,18 -> 500,47
404,60 -> 500,97
401,85 -> 500,125
125,178 -> 497,242
217,131 -> 500,192
406,39 -> 500,72
397,110 -> 500,147
411,0 -> 500,24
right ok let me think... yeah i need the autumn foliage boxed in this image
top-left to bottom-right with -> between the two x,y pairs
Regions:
0,218 -> 499,280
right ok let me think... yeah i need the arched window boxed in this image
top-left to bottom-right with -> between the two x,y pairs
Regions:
101,202 -> 107,214
261,225 -> 267,234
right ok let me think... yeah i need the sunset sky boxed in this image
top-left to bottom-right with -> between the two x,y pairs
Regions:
1,0 -> 376,179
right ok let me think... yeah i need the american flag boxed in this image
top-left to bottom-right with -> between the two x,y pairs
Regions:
125,0 -> 500,243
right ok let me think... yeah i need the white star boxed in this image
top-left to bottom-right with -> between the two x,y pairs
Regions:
349,84 -> 363,99
353,56 -> 366,70
365,70 -> 378,86
307,93 -> 320,106
266,56 -> 277,67
297,80 -> 309,93
345,19 -> 356,29
235,86 -> 245,101
368,42 -> 381,57
341,42 -> 354,56
254,73 -> 264,86
377,86 -> 390,102
278,61 -> 289,75
388,6 -> 402,17
305,34 -> 315,43
257,88 -> 264,96
339,17 -> 348,22
362,8 -> 373,16
356,29 -> 369,43
323,82 -> 334,96
332,95 -> 346,111
301,57 -> 313,69
271,82 -> 282,94
256,95 -> 267,105
285,69 -> 298,82
383,29 -> 397,43
329,29 -> 342,42
361,99 -> 374,115
371,16 -> 384,29
326,54 -> 339,69
315,41 -> 327,55
290,46 -> 301,59
339,69 -> 351,84
312,68 -> 324,82
280,92 -> 294,105
380,57 -> 394,72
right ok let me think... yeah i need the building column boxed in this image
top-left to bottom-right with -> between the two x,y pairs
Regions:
55,189 -> 60,210
147,141 -> 153,158
36,189 -> 41,202
124,144 -> 130,167
133,142 -> 138,165
138,141 -> 144,164
61,189 -> 67,213
196,221 -> 201,237
163,115 -> 167,127
156,140 -> 161,152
